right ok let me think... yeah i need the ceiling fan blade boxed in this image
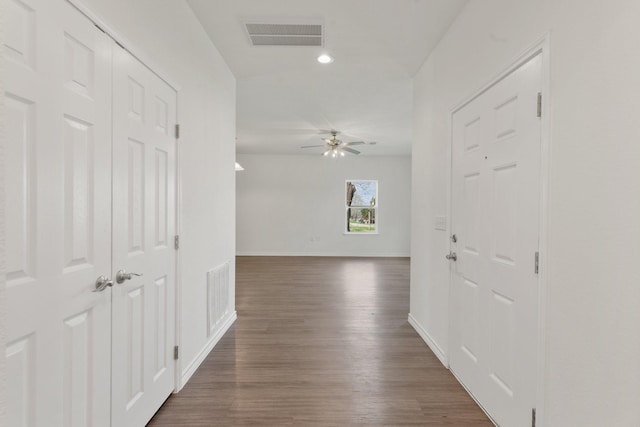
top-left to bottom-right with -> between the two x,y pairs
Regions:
343,141 -> 365,146
301,144 -> 326,148
342,147 -> 361,155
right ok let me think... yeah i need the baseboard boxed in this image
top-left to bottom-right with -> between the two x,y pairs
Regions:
450,369 -> 498,426
179,310 -> 237,390
408,313 -> 448,368
408,315 -> 497,425
236,251 -> 410,258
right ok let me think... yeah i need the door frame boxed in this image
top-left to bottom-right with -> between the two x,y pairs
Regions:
446,35 -> 551,425
65,0 -> 184,393
0,1 -> 7,424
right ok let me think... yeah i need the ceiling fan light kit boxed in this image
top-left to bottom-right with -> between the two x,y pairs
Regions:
302,129 -> 366,157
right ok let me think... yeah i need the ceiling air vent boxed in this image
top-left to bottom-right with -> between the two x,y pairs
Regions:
244,23 -> 323,47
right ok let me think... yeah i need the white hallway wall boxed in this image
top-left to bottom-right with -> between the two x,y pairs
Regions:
237,155 -> 411,257
410,0 -> 640,425
77,0 -> 237,384
0,0 -> 7,422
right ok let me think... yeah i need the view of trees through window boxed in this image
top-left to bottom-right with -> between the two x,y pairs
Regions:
346,180 -> 377,233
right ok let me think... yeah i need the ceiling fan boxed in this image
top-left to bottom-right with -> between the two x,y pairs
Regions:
301,130 -> 365,157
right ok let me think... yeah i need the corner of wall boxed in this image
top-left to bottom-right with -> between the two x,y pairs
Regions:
408,313 -> 448,367
179,310 -> 236,390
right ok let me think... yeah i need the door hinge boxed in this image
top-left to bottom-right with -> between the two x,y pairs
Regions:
532,408 -> 537,427
536,92 -> 542,118
174,345 -> 179,360
175,123 -> 180,139
534,252 -> 540,274
174,235 -> 180,250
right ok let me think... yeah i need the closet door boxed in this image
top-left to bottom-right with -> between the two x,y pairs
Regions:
4,0 -> 113,425
111,44 -> 177,427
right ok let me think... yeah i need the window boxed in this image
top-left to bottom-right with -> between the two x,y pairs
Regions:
345,180 -> 378,234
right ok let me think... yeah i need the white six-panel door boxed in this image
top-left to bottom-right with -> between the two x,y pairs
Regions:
111,44 -> 177,427
4,1 -> 177,425
5,1 -> 113,425
449,53 -> 542,426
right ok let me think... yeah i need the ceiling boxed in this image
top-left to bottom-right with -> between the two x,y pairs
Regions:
187,0 -> 468,156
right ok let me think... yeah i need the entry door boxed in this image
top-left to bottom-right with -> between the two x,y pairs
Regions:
4,0 -> 113,425
449,53 -> 542,426
110,44 -> 177,426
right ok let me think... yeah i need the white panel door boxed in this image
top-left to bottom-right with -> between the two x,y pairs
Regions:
450,53 -> 542,426
4,0 -> 113,425
111,44 -> 177,427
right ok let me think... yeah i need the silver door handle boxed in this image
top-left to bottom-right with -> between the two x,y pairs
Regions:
445,252 -> 457,261
94,275 -> 114,292
116,269 -> 143,284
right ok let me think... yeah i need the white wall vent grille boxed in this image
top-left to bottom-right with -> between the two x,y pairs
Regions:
207,262 -> 230,337
244,23 -> 323,46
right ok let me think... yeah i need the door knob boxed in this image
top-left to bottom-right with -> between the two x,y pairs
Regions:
93,275 -> 114,292
445,252 -> 458,261
116,269 -> 143,284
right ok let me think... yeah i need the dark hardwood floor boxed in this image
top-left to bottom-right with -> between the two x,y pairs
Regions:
148,256 -> 491,426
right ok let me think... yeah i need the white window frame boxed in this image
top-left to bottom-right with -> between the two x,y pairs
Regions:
344,179 -> 378,235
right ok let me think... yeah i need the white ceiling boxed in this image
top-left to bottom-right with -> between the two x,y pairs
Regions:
187,0 -> 468,156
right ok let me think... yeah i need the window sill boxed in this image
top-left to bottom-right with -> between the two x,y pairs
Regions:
343,232 -> 379,235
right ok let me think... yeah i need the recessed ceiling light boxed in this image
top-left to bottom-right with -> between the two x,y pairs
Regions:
317,54 -> 333,64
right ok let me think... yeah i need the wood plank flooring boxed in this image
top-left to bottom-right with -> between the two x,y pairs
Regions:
148,256 -> 491,426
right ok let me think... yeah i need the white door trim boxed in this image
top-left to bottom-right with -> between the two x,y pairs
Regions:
0,0 -> 7,422
446,34 -> 551,426
64,0 -> 180,92
174,98 -> 184,391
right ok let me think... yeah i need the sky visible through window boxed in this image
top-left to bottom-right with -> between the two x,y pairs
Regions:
351,181 -> 376,206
